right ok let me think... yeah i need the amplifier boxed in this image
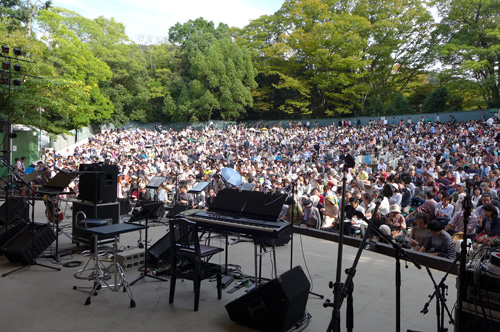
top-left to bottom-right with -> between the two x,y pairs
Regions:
72,201 -> 120,245
458,263 -> 500,329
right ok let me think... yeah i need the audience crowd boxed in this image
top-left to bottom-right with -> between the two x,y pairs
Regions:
21,113 -> 500,260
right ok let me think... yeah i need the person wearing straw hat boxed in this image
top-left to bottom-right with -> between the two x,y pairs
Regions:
321,194 -> 339,231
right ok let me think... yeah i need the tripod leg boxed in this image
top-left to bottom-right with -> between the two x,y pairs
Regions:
2,265 -> 29,277
34,261 -> 61,271
347,283 -> 354,332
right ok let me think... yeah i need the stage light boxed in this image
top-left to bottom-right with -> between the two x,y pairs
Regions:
13,48 -> 21,56
14,64 -> 21,72
2,62 -> 9,70
13,79 -> 22,86
1,77 -> 8,85
1,45 -> 9,54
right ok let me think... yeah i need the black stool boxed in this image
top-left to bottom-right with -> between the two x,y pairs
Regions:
73,211 -> 109,280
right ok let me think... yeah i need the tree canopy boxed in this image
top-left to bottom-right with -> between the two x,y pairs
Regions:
0,0 -> 497,133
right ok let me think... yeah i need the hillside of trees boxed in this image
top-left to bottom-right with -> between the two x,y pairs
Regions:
0,0 -> 499,133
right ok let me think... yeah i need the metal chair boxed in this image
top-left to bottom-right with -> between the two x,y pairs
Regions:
169,218 -> 224,311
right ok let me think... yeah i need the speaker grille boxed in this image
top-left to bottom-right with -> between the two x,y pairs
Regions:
225,265 -> 310,332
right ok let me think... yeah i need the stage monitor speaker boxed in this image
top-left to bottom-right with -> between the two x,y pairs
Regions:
0,223 -> 56,265
78,163 -> 118,203
225,265 -> 311,332
0,218 -> 28,247
0,197 -> 29,225
148,227 -> 180,264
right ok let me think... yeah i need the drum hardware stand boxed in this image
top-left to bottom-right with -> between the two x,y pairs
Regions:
72,223 -> 148,307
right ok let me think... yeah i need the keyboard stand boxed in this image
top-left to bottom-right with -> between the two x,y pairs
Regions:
247,238 -> 277,292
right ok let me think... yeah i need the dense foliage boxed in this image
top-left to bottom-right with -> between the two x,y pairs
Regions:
0,0 -> 498,133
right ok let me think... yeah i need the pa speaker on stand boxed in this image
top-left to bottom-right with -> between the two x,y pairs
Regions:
78,163 -> 118,203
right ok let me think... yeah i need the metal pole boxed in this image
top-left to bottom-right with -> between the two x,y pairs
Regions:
39,107 -> 42,159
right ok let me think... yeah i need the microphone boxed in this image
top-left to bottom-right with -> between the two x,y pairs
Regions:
347,205 -> 422,269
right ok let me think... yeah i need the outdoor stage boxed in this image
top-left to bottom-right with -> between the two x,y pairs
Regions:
0,201 -> 456,332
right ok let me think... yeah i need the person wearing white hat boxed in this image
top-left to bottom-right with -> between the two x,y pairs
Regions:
388,182 -> 402,207
386,204 -> 406,238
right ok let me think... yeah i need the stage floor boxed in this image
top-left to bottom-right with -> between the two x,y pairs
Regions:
0,201 -> 456,332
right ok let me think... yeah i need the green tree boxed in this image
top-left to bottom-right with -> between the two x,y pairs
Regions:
31,8 -> 114,131
0,1 -> 52,36
350,0 -> 437,105
421,86 -> 448,113
167,18 -> 257,122
237,0 -> 372,118
365,95 -> 384,116
435,0 -> 500,108
388,93 -> 413,115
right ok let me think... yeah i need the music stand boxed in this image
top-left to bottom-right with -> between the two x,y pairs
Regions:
189,181 -> 209,209
19,171 -> 42,185
146,176 -> 165,190
129,202 -> 168,285
238,183 -> 256,191
188,181 -> 209,193
37,171 -> 78,262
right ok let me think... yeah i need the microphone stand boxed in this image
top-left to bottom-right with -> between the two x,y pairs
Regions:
325,196 -> 422,332
417,256 -> 458,332
360,208 -> 421,332
456,182 -> 473,331
325,161 -> 350,332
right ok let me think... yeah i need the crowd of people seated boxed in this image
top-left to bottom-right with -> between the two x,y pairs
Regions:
18,113 -> 500,260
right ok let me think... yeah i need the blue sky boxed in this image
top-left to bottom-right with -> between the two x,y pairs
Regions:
51,0 -> 285,42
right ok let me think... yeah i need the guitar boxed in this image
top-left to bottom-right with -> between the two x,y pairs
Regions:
43,194 -> 64,223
